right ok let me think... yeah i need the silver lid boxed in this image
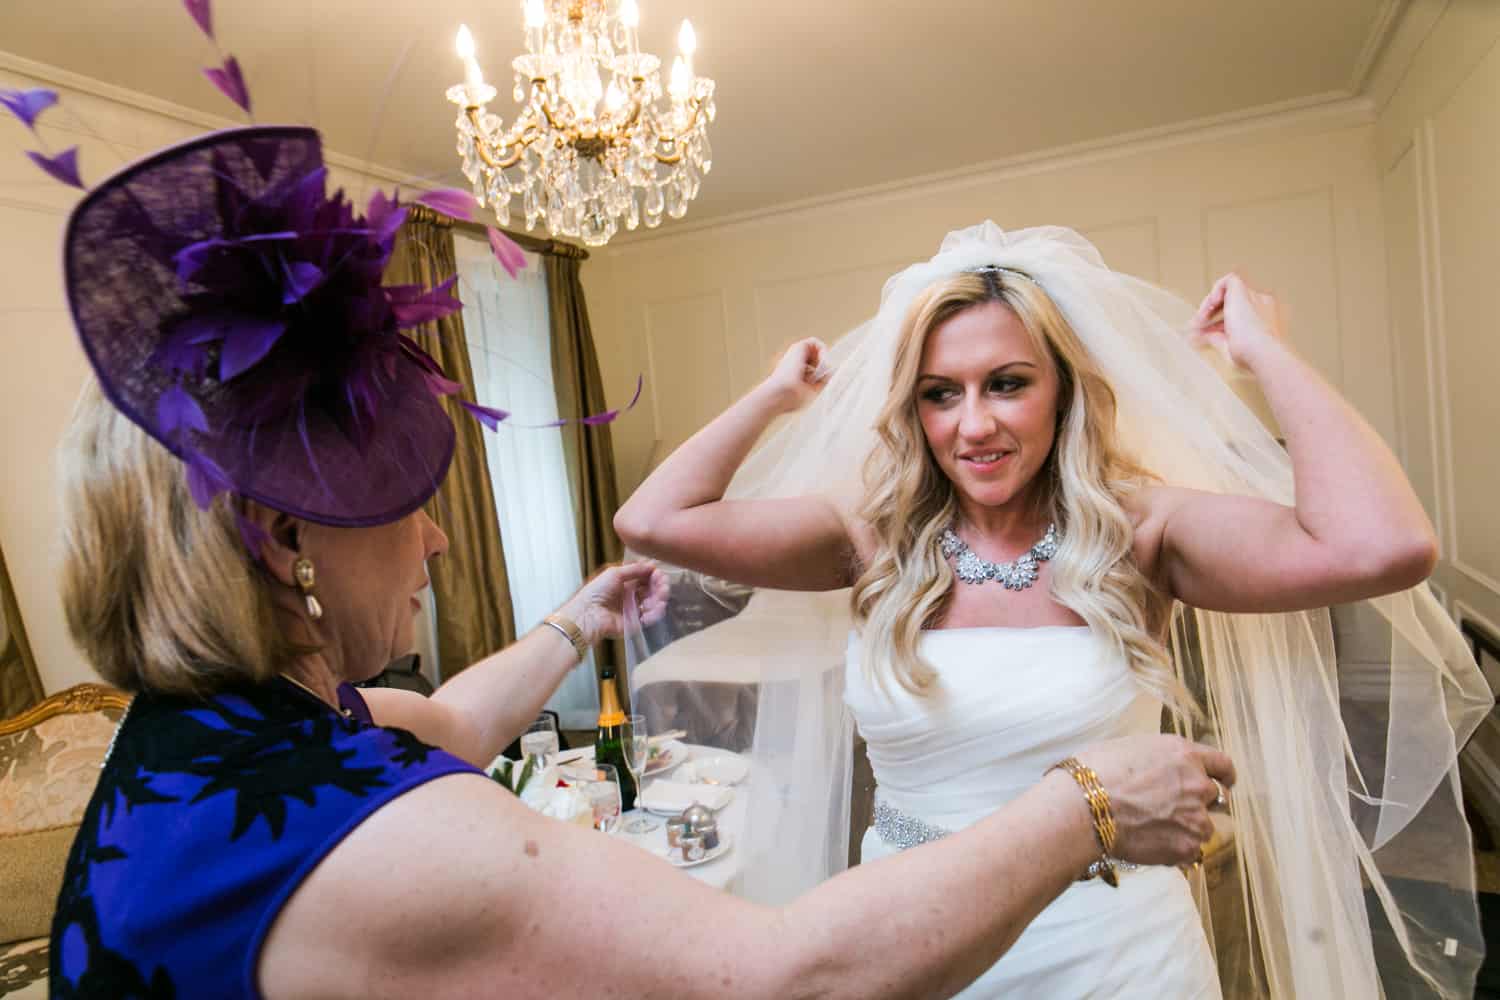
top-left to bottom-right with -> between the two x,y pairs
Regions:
680,803 -> 714,828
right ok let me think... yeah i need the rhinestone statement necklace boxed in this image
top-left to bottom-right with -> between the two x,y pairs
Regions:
939,523 -> 1059,590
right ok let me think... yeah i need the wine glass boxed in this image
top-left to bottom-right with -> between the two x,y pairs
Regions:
621,714 -> 660,834
583,764 -> 623,834
520,715 -> 559,769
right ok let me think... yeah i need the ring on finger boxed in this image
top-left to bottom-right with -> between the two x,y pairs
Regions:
1209,777 -> 1228,811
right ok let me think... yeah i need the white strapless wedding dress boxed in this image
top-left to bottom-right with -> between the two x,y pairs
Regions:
847,626 -> 1221,999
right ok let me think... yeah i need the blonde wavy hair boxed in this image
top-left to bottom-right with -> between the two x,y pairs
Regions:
850,269 -> 1193,712
58,380 -> 295,695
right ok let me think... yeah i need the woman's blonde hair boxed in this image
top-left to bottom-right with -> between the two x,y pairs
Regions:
59,380 -> 294,695
850,269 -> 1192,712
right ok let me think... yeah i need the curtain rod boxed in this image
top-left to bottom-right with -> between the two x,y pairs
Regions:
408,204 -> 589,260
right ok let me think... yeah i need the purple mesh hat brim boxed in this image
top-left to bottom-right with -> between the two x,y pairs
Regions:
64,126 -> 455,527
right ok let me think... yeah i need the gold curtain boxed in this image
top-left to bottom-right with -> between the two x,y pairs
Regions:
386,206 -> 516,677
0,542 -> 43,718
545,251 -> 625,677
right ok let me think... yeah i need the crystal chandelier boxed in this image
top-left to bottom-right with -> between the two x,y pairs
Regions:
449,1 -> 715,247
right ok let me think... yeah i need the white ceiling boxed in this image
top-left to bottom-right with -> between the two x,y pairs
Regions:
2,0 -> 1397,232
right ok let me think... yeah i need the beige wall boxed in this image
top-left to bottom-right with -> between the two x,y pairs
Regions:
1370,1 -> 1500,822
0,65 -> 436,694
1374,1 -> 1500,632
587,105 -> 1395,501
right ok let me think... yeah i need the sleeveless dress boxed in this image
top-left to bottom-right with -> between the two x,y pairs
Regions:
847,626 -> 1221,999
48,677 -> 476,999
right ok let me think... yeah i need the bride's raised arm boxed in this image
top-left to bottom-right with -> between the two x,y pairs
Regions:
615,338 -> 858,591
1130,272 -> 1438,613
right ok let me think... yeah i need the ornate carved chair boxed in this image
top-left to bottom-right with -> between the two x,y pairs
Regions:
0,683 -> 130,998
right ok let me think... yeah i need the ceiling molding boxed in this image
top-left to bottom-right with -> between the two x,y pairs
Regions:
603,91 -> 1374,256
1348,0 -> 1410,95
1360,0 -> 1451,112
0,50 -> 436,191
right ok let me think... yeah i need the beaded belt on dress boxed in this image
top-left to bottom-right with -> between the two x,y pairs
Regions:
873,799 -> 955,849
873,797 -> 1140,880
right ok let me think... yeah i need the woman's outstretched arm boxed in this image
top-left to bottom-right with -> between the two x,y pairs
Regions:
1132,273 -> 1437,613
365,561 -> 668,766
260,734 -> 1232,1000
615,338 -> 858,591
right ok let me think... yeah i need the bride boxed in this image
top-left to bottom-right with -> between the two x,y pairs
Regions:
615,223 -> 1489,997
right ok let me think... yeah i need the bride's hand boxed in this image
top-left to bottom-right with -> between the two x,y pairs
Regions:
762,338 -> 831,413
1074,735 -> 1234,868
1190,272 -> 1286,372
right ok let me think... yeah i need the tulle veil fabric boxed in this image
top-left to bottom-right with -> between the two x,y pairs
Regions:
624,222 -> 1492,997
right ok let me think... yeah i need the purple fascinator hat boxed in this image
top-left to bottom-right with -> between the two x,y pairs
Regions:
7,1 -> 639,544
64,125 -> 467,529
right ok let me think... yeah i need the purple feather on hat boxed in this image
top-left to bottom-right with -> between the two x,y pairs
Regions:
183,0 -> 214,40
204,56 -> 251,115
26,147 -> 84,189
488,226 -> 526,278
461,401 -> 511,431
415,188 -> 477,222
0,88 -> 58,131
388,276 -> 463,328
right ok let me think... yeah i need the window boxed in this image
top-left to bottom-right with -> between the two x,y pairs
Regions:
453,233 -> 597,727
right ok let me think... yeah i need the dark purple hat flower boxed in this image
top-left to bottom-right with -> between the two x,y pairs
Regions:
65,126 -> 466,528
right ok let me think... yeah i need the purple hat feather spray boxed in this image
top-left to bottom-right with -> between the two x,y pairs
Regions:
4,0 -> 640,545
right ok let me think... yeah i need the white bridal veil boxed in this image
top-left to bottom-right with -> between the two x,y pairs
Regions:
626,222 -> 1493,998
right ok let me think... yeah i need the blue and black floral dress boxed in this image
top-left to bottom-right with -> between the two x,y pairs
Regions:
48,676 -> 476,998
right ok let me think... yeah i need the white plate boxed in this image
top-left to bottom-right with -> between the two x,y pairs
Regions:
676,753 -> 749,787
638,780 -> 733,816
643,741 -> 686,777
668,833 -> 732,869
555,740 -> 684,777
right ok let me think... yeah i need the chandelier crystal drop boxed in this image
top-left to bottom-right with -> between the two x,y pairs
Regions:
449,2 -> 715,247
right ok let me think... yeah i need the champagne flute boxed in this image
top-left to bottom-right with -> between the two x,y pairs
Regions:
584,764 -> 623,834
621,714 -> 660,834
520,715 -> 559,769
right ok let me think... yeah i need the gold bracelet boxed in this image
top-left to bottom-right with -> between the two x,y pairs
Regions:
541,614 -> 588,659
1047,756 -> 1121,887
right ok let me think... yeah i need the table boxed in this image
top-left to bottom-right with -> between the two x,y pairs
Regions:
614,745 -> 751,892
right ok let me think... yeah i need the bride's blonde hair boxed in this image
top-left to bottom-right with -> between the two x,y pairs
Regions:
851,268 -> 1192,711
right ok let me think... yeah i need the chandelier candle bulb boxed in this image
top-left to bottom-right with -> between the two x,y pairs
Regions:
455,25 -> 485,92
523,0 -> 546,51
678,19 -> 696,74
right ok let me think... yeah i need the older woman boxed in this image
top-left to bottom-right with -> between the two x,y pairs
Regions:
614,224 -> 1486,996
42,133 -> 1230,999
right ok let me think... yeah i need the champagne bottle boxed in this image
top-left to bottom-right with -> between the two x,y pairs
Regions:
594,666 -> 638,811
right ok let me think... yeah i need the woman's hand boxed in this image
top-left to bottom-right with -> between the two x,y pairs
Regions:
762,338 -> 832,413
1190,272 -> 1286,371
557,561 -> 670,648
1074,734 -> 1234,868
